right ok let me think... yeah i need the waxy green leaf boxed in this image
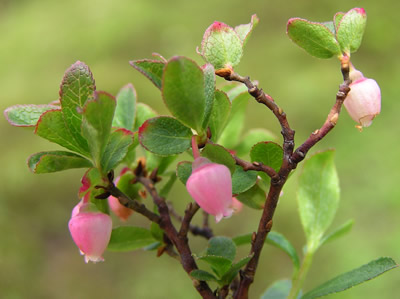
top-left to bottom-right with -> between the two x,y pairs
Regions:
206,237 -> 236,262
297,150 -> 340,252
134,103 -> 157,131
198,255 -> 232,278
287,18 -> 341,58
107,226 -> 156,252
35,110 -> 90,157
101,128 -> 134,172
235,183 -> 265,209
302,257 -> 398,299
250,142 -> 283,182
162,57 -> 206,132
112,84 -> 136,130
139,116 -> 192,156
235,128 -> 277,157
176,161 -> 192,185
219,255 -> 253,285
234,14 -> 259,46
4,104 -> 59,127
202,63 -> 216,130
28,151 -> 92,173
60,61 -> 95,151
200,21 -> 243,69
231,165 -> 257,195
219,92 -> 250,149
201,143 -> 236,174
336,8 -> 367,54
208,90 -> 231,142
129,59 -> 165,89
81,91 -> 116,167
190,270 -> 218,282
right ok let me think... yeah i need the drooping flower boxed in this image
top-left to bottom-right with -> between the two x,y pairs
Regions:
186,137 -> 234,222
68,201 -> 112,263
344,66 -> 381,129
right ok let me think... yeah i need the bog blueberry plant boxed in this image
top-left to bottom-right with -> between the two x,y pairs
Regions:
4,7 -> 397,299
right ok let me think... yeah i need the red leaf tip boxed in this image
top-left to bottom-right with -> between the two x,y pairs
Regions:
354,7 -> 366,16
211,21 -> 229,32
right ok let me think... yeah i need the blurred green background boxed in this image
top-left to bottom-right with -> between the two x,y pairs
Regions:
1,0 -> 399,298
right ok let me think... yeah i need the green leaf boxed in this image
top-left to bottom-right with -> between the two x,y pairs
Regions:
202,63 -> 216,130
101,128 -> 134,172
4,104 -> 59,127
287,18 -> 341,58
81,91 -> 116,167
261,279 -> 292,299
190,269 -> 218,282
112,83 -> 136,130
201,143 -> 236,174
235,128 -> 277,157
59,61 -> 95,152
250,142 -> 283,182
297,150 -> 340,252
220,255 -> 252,285
116,171 -> 142,200
138,116 -> 192,156
176,161 -> 192,185
107,226 -> 156,252
35,109 -> 90,157
200,21 -> 243,69
235,183 -> 265,209
219,92 -> 250,149
133,103 -> 158,131
232,232 -> 300,270
319,219 -> 354,247
198,255 -> 233,278
162,56 -> 206,132
129,59 -> 165,89
232,165 -> 257,195
301,257 -> 398,299
28,151 -> 92,173
206,237 -> 236,262
267,231 -> 300,271
234,14 -> 259,47
208,90 -> 231,142
334,12 -> 345,31
336,8 -> 367,54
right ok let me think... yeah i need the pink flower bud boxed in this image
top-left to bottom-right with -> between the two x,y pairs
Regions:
68,202 -> 112,263
232,197 -> 243,214
107,175 -> 133,222
187,157 -> 234,223
344,72 -> 381,128
108,195 -> 133,222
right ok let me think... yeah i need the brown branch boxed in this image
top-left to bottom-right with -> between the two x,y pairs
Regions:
223,63 -> 351,299
232,155 -> 279,179
179,202 -> 200,237
136,175 -> 216,299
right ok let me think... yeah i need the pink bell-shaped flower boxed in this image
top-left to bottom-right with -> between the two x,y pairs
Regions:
344,67 -> 381,128
68,201 -> 112,263
186,137 -> 234,223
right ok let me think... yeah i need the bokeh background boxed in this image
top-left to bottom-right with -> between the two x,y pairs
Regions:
1,0 -> 399,298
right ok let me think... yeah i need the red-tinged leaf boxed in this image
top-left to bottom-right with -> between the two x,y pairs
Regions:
101,128 -> 134,172
287,18 -> 341,59
59,61 -> 95,151
336,8 -> 367,53
35,109 -> 90,157
28,151 -> 92,173
234,14 -> 259,47
4,104 -> 59,127
129,59 -> 165,89
81,91 -> 116,168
